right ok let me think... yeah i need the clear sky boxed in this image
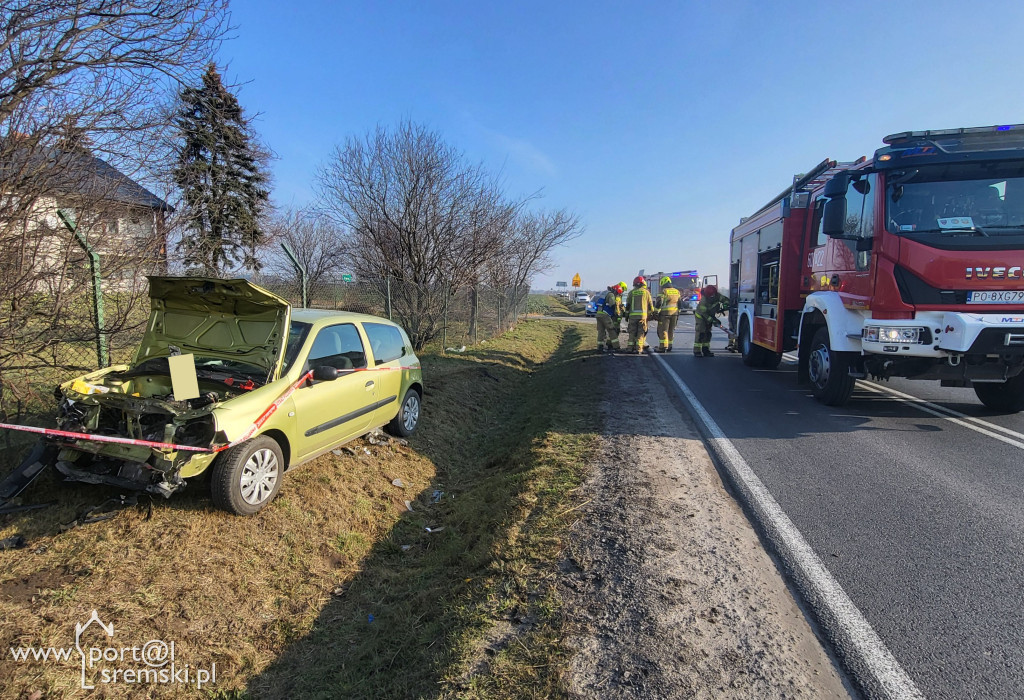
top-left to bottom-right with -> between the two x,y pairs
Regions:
218,0 -> 1024,290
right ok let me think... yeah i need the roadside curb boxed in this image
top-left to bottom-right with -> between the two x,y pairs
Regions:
648,348 -> 924,700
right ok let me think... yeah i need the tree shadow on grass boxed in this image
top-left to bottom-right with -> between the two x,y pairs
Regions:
248,324 -> 593,699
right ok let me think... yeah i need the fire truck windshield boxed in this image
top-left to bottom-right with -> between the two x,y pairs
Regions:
886,162 -> 1024,235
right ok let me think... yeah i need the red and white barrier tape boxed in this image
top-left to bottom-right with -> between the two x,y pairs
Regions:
0,369 -> 315,454
0,363 -> 420,454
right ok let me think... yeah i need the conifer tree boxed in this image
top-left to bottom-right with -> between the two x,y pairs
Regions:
173,64 -> 269,274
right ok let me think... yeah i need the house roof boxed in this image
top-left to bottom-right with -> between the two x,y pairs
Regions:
1,144 -> 172,212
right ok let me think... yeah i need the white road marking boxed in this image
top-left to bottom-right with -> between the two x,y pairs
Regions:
859,380 -> 1024,440
856,382 -> 1024,449
650,351 -> 925,700
781,353 -> 1024,446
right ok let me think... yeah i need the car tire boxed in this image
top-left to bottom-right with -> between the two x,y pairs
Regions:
386,388 -> 421,437
808,327 -> 856,406
210,435 -> 284,515
974,373 -> 1024,413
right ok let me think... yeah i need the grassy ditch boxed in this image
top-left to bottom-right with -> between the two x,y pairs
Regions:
526,294 -> 585,317
0,319 -> 602,698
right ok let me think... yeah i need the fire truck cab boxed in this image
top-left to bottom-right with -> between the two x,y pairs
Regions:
729,124 -> 1024,411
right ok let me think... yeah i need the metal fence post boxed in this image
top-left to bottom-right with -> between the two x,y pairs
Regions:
58,209 -> 108,367
280,242 -> 307,307
442,281 -> 449,350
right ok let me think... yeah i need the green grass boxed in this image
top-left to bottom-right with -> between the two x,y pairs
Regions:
0,319 -> 604,699
251,319 -> 602,698
526,294 -> 584,317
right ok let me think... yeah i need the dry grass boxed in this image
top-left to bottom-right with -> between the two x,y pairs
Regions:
0,319 -> 602,698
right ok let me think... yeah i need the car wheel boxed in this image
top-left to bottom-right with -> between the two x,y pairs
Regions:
808,327 -> 856,406
386,388 -> 421,437
210,435 -> 284,515
974,373 -> 1024,413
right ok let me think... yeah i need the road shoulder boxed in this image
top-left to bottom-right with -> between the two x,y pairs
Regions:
560,352 -> 852,698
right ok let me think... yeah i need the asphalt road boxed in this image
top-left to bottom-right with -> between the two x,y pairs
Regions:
622,315 -> 1024,700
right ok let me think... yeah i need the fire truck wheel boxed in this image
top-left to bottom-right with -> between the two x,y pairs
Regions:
808,327 -> 855,406
739,318 -> 780,368
973,373 -> 1024,413
739,319 -> 764,367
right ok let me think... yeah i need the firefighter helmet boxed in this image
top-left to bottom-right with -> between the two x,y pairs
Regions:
618,282 -> 628,294
703,284 -> 717,297
614,283 -> 625,294
660,276 -> 672,287
633,276 -> 646,287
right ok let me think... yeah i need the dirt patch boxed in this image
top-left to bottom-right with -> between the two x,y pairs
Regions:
560,353 -> 853,699
0,569 -> 77,605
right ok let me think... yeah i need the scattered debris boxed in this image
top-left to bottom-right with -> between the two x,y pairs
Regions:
431,490 -> 444,503
404,501 -> 414,512
331,449 -> 343,456
445,345 -> 467,353
391,478 -> 405,488
59,494 -> 138,532
368,614 -> 375,623
0,502 -> 55,516
0,534 -> 26,550
401,545 -> 412,551
362,447 -> 371,456
331,585 -> 345,597
425,526 -> 445,533
343,446 -> 358,456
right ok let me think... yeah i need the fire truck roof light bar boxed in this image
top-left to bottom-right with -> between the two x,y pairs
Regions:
883,124 -> 1024,145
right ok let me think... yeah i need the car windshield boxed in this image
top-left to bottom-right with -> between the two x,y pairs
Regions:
886,162 -> 1024,235
282,321 -> 312,374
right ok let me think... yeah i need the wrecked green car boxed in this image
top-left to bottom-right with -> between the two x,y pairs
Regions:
53,277 -> 423,515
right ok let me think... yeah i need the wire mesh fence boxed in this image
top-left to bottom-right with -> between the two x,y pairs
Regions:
2,256 -> 531,432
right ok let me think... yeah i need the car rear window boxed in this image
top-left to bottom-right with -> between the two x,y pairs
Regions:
363,322 -> 407,365
307,323 -> 367,370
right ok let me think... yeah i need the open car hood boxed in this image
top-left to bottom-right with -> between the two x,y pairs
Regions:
135,277 -> 291,380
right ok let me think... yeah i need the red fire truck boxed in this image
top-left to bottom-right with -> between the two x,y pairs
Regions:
729,124 -> 1024,411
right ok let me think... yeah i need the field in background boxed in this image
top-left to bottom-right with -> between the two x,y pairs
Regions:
0,319 -> 601,699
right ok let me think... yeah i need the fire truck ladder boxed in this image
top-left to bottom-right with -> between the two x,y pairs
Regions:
748,157 -> 867,220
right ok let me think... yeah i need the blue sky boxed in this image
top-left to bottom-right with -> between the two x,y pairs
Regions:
220,0 -> 1024,290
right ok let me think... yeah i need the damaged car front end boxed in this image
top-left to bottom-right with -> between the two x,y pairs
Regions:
52,277 -> 289,499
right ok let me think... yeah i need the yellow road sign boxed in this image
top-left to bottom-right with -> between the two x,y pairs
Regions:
572,273 -> 581,287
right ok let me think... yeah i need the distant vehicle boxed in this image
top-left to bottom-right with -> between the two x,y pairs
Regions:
574,291 -> 591,303
645,271 -> 700,312
585,300 -> 599,317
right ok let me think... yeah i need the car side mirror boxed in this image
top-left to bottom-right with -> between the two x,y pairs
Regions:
312,365 -> 340,381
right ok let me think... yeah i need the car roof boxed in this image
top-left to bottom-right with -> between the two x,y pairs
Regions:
290,308 -> 399,327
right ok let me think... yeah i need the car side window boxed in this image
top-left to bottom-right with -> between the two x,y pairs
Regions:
363,322 -> 406,365
307,323 -> 366,370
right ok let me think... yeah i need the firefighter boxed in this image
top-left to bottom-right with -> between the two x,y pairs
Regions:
654,275 -> 681,352
617,281 -> 628,333
596,282 -> 625,352
626,276 -> 655,353
693,284 -> 729,357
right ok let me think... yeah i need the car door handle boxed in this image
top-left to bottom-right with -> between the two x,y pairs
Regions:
365,381 -> 375,390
